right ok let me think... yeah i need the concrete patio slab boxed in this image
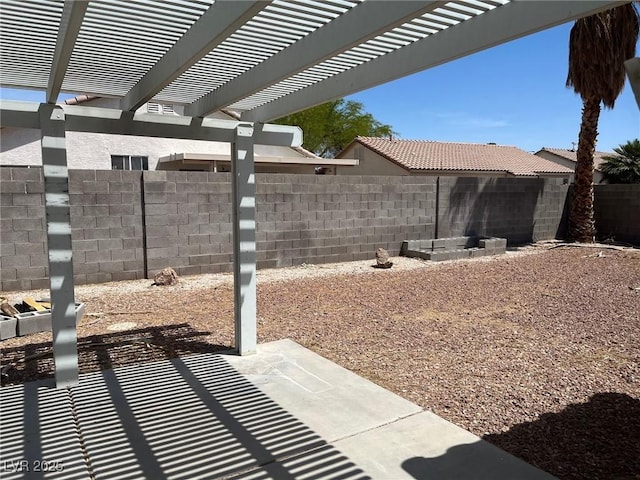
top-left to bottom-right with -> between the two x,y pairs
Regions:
222,339 -> 422,441
0,339 -> 555,479
332,411 -> 554,479
0,381 -> 92,479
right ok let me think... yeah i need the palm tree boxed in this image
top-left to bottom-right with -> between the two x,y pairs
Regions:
566,3 -> 639,242
600,138 -> 640,183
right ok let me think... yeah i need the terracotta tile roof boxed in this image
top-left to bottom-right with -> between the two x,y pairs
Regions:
536,147 -> 612,171
354,137 -> 573,176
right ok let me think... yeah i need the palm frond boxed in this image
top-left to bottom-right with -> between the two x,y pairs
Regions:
567,3 -> 639,107
600,139 -> 640,183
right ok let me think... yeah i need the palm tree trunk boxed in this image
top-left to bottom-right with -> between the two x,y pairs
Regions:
569,98 -> 599,242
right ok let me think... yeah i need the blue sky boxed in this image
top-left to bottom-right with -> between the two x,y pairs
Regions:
347,22 -> 639,154
2,21 -> 637,154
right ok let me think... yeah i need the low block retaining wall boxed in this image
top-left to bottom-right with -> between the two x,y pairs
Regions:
0,302 -> 86,339
402,236 -> 507,261
1,168 -> 575,290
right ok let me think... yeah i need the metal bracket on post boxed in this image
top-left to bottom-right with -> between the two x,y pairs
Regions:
232,123 -> 257,355
39,104 -> 78,388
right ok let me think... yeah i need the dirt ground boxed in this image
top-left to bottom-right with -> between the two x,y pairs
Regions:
1,244 -> 639,480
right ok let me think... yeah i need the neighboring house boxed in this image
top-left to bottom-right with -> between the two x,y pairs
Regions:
534,147 -> 612,183
0,96 -> 356,174
335,137 -> 573,179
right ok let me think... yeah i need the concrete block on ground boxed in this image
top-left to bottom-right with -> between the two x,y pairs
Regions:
446,237 -> 470,249
15,302 -> 86,336
450,249 -> 468,260
432,239 -> 447,251
0,316 -> 17,340
469,248 -> 486,258
429,251 -> 450,262
16,310 -> 52,336
420,239 -> 434,250
414,250 -> 432,260
464,236 -> 477,248
403,240 -> 419,252
493,237 -> 507,253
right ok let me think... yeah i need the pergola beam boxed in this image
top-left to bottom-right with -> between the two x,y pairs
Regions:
46,1 -> 88,104
0,100 -> 303,147
625,58 -> 640,109
185,1 -> 443,118
242,0 -> 626,122
120,1 -> 266,112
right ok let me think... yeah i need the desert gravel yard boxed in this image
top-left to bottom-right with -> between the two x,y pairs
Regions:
2,244 -> 639,479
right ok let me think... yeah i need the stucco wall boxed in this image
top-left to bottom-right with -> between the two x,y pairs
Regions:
1,130 -> 279,171
535,150 -> 605,184
336,143 -> 408,176
0,99 -> 315,171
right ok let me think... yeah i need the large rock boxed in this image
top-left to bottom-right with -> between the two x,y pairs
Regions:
375,248 -> 393,269
154,267 -> 178,286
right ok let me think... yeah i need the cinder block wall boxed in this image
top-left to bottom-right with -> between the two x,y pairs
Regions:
142,171 -> 234,276
255,174 -> 436,268
594,184 -> 640,244
0,167 -> 48,291
69,170 -> 145,285
141,172 -> 436,275
437,177 -> 569,245
0,168 -> 144,291
2,168 -> 578,291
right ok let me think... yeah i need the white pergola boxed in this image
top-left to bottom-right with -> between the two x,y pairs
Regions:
0,0 -> 626,388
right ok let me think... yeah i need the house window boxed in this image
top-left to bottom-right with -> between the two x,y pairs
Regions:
111,155 -> 148,171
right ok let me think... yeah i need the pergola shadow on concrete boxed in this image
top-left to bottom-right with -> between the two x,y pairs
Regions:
0,0 -> 625,387
0,339 -> 556,479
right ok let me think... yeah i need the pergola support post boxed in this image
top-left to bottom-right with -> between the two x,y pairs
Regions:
232,123 -> 257,355
39,104 -> 78,388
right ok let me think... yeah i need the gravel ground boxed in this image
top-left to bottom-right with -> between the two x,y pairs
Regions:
1,243 -> 639,479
